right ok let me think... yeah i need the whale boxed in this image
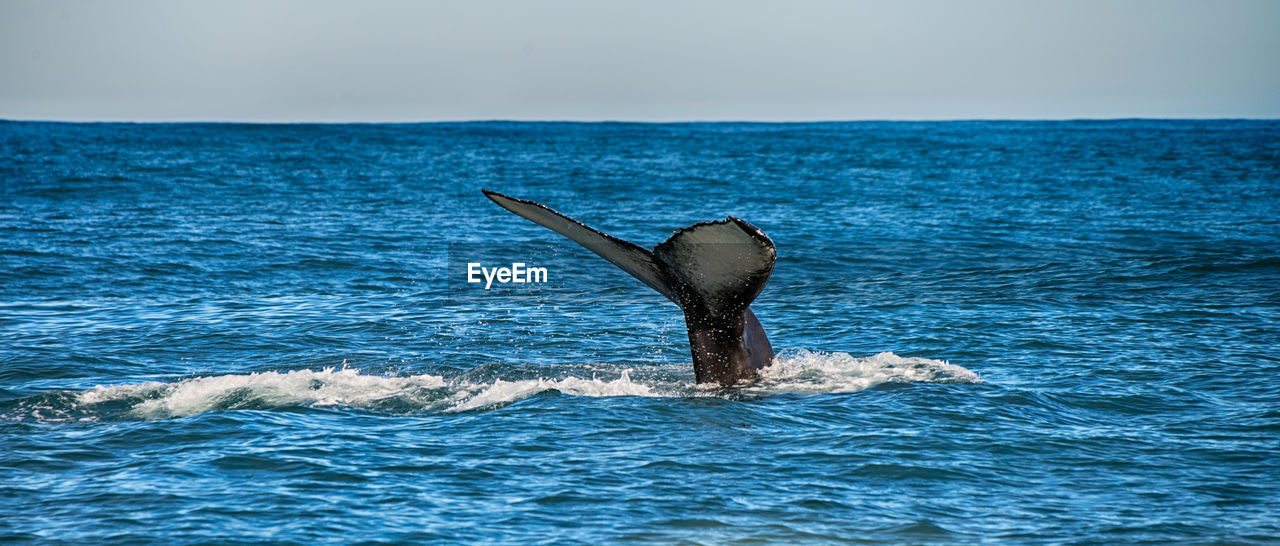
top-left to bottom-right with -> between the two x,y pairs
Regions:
483,190 -> 775,386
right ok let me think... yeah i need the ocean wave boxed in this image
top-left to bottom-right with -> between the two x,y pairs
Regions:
749,349 -> 981,395
79,367 -> 451,419
4,351 -> 979,421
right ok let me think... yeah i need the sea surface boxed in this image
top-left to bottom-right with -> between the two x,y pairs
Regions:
1,120 -> 1278,543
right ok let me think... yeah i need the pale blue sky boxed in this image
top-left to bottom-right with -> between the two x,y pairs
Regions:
2,0 -> 1277,121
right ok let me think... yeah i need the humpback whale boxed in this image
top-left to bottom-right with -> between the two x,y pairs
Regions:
483,190 -> 776,386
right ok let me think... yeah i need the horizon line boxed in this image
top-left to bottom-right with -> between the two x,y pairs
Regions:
4,116 -> 1278,125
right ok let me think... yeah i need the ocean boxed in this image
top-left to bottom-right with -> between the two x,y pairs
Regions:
2,120 -> 1278,543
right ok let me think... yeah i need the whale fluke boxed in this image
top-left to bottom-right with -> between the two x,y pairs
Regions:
653,218 -> 775,318
482,190 -> 676,302
482,190 -> 775,386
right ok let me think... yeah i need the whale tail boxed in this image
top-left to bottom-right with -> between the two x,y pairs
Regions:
482,190 -> 775,385
652,217 -> 775,317
481,190 -> 677,301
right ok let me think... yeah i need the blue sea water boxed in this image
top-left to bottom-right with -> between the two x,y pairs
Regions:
1,120 -> 1278,543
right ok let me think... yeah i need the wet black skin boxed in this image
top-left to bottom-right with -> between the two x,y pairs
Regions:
667,276 -> 774,386
682,308 -> 773,386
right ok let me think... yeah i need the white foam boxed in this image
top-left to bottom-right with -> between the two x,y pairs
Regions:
446,370 -> 660,412
747,350 -> 981,395
78,367 -> 448,419
62,350 -> 980,420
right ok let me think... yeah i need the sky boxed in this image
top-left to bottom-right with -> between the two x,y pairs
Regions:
1,0 -> 1277,122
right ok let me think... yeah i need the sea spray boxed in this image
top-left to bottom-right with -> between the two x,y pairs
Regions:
1,351 -> 985,421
